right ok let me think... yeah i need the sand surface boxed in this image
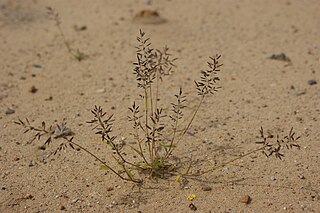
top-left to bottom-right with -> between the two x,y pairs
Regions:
0,0 -> 319,212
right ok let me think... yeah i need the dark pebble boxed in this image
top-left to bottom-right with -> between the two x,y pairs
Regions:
201,185 -> 212,191
24,194 -> 33,199
269,53 -> 291,62
239,195 -> 251,204
189,203 -> 197,211
5,108 -> 15,115
28,160 -> 35,167
308,79 -> 317,85
74,25 -> 87,31
32,64 -> 42,68
45,96 -> 53,101
30,86 -> 38,93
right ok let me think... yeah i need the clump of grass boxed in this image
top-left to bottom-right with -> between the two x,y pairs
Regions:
16,30 -> 301,184
46,7 -> 87,61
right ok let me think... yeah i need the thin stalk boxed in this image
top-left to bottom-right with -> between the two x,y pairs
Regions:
56,24 -> 73,55
96,114 -> 137,168
137,137 -> 149,164
68,139 -> 141,183
153,71 -> 160,159
144,89 -> 152,161
167,95 -> 205,157
148,83 -> 157,160
108,140 -> 139,168
165,105 -> 180,158
182,95 -> 205,136
186,146 -> 266,177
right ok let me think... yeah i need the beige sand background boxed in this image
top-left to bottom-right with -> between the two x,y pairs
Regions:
0,0 -> 319,212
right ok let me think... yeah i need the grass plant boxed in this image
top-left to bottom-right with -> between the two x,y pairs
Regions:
16,30 -> 301,184
46,7 -> 87,61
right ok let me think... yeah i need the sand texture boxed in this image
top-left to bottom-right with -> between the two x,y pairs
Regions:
0,0 -> 319,212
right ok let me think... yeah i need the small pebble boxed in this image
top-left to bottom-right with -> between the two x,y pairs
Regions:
74,25 -> 87,31
201,185 -> 212,191
60,205 -> 66,210
106,187 -> 114,191
239,195 -> 251,204
71,198 -> 79,204
111,200 -> 118,205
133,9 -> 166,25
38,145 -> 46,150
32,64 -> 42,68
23,194 -> 33,199
96,88 -> 105,93
269,53 -> 291,62
45,96 -> 53,101
270,176 -> 276,181
295,90 -> 306,96
28,160 -> 35,167
308,79 -> 317,85
5,108 -> 15,115
221,167 -> 229,173
189,203 -> 197,211
30,86 -> 38,93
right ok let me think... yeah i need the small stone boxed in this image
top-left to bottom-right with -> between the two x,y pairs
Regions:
239,195 -> 251,204
60,205 -> 66,210
23,194 -> 33,199
95,88 -> 105,93
38,145 -> 46,150
270,176 -> 276,181
189,203 -> 197,211
71,198 -> 79,204
221,167 -> 229,173
106,187 -> 114,191
32,64 -> 42,68
30,86 -> 38,93
133,9 -> 166,25
269,53 -> 291,62
13,157 -> 20,161
74,25 -> 87,31
307,79 -> 317,85
295,90 -> 306,96
111,200 -> 118,205
298,174 -> 305,179
201,185 -> 212,191
45,96 -> 53,101
5,108 -> 15,115
28,160 -> 35,167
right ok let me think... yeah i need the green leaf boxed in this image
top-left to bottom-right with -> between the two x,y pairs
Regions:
99,165 -> 110,170
124,167 -> 134,180
129,145 -> 144,158
137,161 -> 151,169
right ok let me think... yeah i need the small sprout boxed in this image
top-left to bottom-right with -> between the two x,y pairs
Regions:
46,7 -> 87,61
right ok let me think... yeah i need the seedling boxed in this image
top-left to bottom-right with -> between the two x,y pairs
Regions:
46,7 -> 87,61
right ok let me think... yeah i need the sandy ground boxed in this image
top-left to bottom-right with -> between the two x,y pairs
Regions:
0,0 -> 320,212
